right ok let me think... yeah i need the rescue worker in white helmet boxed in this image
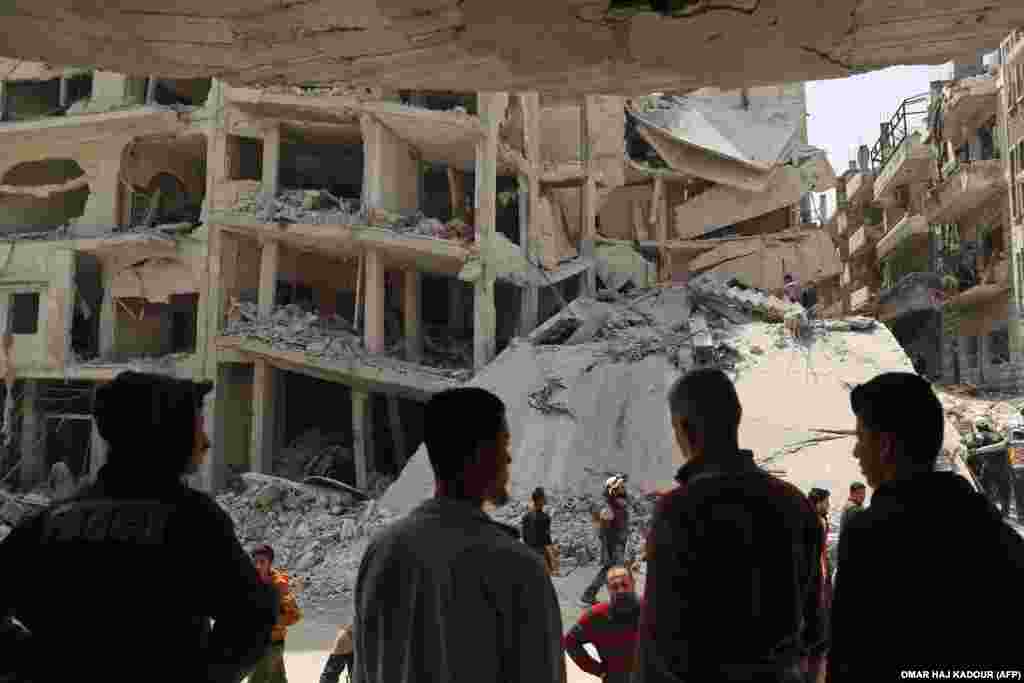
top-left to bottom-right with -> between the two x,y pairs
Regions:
581,475 -> 630,605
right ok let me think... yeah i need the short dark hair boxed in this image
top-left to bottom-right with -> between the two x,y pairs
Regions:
850,372 -> 944,469
532,487 -> 545,502
424,388 -> 507,483
850,482 -> 866,493
251,544 -> 274,563
668,368 -> 742,451
808,488 -> 830,504
93,371 -> 213,477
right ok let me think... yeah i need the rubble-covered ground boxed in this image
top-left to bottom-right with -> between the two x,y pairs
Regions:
233,188 -> 477,243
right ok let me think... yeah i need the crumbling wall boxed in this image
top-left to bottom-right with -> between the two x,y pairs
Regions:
946,296 -> 1020,392
0,240 -> 64,372
121,142 -> 206,206
598,184 -> 655,242
0,159 -> 90,233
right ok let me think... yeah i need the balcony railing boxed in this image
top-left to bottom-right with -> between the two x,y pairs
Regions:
870,93 -> 931,174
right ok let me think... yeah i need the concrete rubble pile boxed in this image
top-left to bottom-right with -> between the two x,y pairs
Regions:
232,188 -> 477,243
936,388 -> 1024,443
381,279 -> 978,518
0,491 -> 50,542
225,302 -> 363,358
215,473 -> 398,607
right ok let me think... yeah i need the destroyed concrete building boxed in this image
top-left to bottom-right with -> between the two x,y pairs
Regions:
826,44 -> 1022,391
0,60 -> 840,495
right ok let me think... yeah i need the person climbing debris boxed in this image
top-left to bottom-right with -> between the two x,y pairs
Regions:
250,543 -> 303,683
563,565 -> 641,683
581,474 -> 631,606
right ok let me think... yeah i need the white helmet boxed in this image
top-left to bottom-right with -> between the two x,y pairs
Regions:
605,475 -> 626,495
975,417 -> 992,431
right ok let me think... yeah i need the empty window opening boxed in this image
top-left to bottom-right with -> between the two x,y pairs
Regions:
228,136 -> 263,181
0,158 -> 90,234
2,79 -> 61,121
398,91 -> 476,114
420,275 -> 473,368
151,78 -> 212,107
966,335 -> 980,368
71,254 -> 103,361
988,328 -> 1010,365
9,292 -> 40,335
280,138 -> 363,202
108,293 -> 199,360
129,173 -> 196,228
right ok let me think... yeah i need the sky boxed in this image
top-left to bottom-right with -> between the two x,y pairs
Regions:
805,63 -> 953,220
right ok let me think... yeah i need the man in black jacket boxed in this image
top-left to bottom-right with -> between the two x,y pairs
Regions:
828,372 -> 1024,681
0,371 -> 277,683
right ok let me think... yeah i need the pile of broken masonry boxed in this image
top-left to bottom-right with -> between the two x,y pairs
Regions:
233,188 -> 477,243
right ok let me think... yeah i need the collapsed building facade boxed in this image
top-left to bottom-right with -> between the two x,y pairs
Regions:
0,59 -> 838,495
825,42 -> 1024,392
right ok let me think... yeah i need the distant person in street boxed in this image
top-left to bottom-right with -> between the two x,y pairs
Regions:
353,387 -> 565,683
581,474 -> 631,606
807,488 -> 833,616
838,482 -> 866,536
250,543 -> 303,683
319,624 -> 354,683
800,281 -> 818,319
828,372 -> 1024,680
636,368 -> 826,682
783,273 -> 802,304
0,371 -> 277,683
973,417 -> 1012,517
522,486 -> 558,575
563,565 -> 641,683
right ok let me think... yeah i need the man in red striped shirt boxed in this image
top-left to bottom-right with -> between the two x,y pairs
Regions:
563,565 -> 640,683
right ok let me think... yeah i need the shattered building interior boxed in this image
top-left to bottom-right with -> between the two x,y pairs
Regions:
7,17 -> 1024,493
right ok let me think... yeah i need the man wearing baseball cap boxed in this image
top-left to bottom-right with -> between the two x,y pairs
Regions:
0,371 -> 277,683
828,372 -> 1024,680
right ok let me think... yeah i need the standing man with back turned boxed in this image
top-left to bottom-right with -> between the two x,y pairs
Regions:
353,387 -> 565,683
0,371 -> 277,683
636,368 -> 826,682
828,373 -> 1024,680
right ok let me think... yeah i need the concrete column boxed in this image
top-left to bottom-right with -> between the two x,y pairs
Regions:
0,80 -> 7,121
403,269 -> 422,362
47,248 -> 76,368
145,76 -> 157,105
99,272 -> 117,358
19,380 -> 44,488
89,419 -> 107,482
518,91 -> 541,336
361,114 -> 419,213
449,280 -> 465,335
258,240 -> 280,318
262,123 -> 281,197
351,389 -> 372,490
580,96 -> 598,296
474,92 -> 508,370
250,360 -> 276,474
364,249 -> 385,353
78,152 -> 124,235
59,77 -> 70,109
193,375 -> 220,492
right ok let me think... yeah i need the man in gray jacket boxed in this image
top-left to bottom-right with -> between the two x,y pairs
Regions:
353,387 -> 565,683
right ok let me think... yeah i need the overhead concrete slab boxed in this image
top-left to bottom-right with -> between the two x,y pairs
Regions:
2,3 -> 1023,96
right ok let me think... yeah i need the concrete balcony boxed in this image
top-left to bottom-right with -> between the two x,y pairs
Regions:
873,133 -> 933,202
922,159 -> 1005,224
850,285 -> 873,313
845,171 -> 874,207
849,222 -> 881,258
941,76 -> 998,149
876,213 -> 928,262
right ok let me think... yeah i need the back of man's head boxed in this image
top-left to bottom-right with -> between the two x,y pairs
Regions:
668,368 -> 742,453
850,372 -> 944,469
93,371 -> 212,478
424,387 -> 507,484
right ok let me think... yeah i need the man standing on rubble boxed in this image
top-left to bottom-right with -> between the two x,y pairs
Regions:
0,371 -> 277,682
828,373 -> 1024,680
353,387 -> 565,683
636,368 -> 826,682
563,565 -> 641,683
581,475 -> 630,606
522,486 -> 558,576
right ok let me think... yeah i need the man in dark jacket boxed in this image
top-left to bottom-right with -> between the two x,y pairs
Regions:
522,486 -> 556,575
828,372 -> 1024,680
353,387 -> 565,683
0,371 -> 277,683
636,368 -> 826,682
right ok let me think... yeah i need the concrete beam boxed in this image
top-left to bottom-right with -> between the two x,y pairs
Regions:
47,248 -> 76,368
352,389 -> 371,490
250,359 -> 276,474
474,92 -> 507,370
262,122 -> 281,197
361,113 -> 419,214
258,239 -> 279,318
19,380 -> 43,489
403,269 -> 422,363
364,248 -> 385,354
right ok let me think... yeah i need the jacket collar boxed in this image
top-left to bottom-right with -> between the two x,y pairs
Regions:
674,448 -> 758,485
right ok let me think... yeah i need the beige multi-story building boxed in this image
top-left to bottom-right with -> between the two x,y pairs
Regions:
0,65 -> 834,494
